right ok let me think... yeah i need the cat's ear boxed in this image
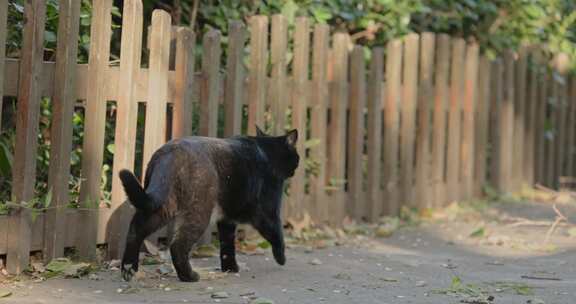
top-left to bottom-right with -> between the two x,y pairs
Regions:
285,129 -> 298,147
255,125 -> 267,137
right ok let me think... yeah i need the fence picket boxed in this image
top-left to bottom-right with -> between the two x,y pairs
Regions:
512,50 -> 527,190
382,39 -> 402,215
524,52 -> 538,187
460,43 -> 479,200
173,27 -> 195,138
270,15 -> 288,136
199,30 -> 221,137
107,0 -> 143,259
0,0 -> 7,130
446,38 -> 465,204
348,46 -> 366,220
327,33 -> 349,223
247,16 -> 268,135
496,53 -> 515,192
415,33 -> 435,208
535,66 -> 548,185
43,0 -> 81,262
6,0 -> 47,273
474,56 -> 491,195
400,34 -> 419,208
309,24 -> 329,223
289,17 -> 310,220
366,47 -> 384,220
223,22 -> 245,137
431,35 -> 450,207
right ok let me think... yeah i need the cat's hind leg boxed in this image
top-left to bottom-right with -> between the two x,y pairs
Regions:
121,211 -> 167,281
170,216 -> 210,282
217,220 -> 239,272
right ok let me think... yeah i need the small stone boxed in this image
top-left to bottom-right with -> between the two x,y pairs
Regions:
157,264 -> 173,275
527,298 -> 545,304
415,281 -> 427,287
109,259 -> 121,269
211,291 -> 229,299
164,287 -> 172,292
93,290 -> 103,294
309,258 -> 323,266
88,273 -> 102,281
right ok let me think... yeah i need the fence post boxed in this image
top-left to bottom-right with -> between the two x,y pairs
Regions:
106,0 -> 143,259
366,47 -> 384,220
6,0 -> 46,274
0,0 -> 7,130
173,27 -> 195,139
512,49 -> 528,191
474,56 -> 491,196
431,35 -> 450,208
415,33 -> 435,209
382,39 -> 402,215
44,0 -> 80,262
247,16 -> 268,135
327,33 -> 349,223
348,46 -> 366,220
223,21 -> 245,138
446,38 -> 465,203
270,15 -> 288,136
309,24 -> 329,223
460,43 -> 479,200
198,30 -> 221,138
545,68 -> 558,188
400,34 -> 419,208
289,17 -> 310,221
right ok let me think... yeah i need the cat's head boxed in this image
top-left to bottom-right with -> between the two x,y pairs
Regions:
254,126 -> 300,179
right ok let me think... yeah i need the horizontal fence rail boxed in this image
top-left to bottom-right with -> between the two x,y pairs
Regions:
1,0 -> 575,274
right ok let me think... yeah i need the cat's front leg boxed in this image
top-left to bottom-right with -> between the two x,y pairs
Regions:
217,220 -> 239,272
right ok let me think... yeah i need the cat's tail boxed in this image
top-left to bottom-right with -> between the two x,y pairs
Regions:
118,169 -> 159,213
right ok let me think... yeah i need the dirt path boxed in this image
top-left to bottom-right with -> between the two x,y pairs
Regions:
3,199 -> 576,304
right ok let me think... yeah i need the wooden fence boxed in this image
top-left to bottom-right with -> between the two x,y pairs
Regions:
1,0 -> 575,274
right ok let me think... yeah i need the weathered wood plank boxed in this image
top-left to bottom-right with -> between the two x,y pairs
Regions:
43,0 -> 81,262
223,21 -> 245,137
198,30 -> 221,137
567,77 -> 576,180
382,39 -> 402,215
106,0 -> 143,259
366,47 -> 384,220
143,10 -> 171,172
77,0 -> 112,261
489,59 -> 503,190
446,38 -> 465,203
474,56 -> 491,195
247,16 -> 268,134
289,17 -> 309,220
513,49 -> 528,190
0,0 -> 7,130
496,53 -> 515,192
534,66 -> 548,185
554,55 -> 570,184
545,69 -> 558,188
348,46 -> 366,220
523,52 -> 538,187
309,24 -> 329,223
269,15 -> 288,135
400,34 -> 419,208
327,33 -> 349,222
414,33 -> 434,209
460,43 -> 479,200
7,0 -> 47,273
173,27 -> 195,138
431,34 -> 450,207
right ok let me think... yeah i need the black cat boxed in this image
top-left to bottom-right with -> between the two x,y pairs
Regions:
118,126 -> 299,282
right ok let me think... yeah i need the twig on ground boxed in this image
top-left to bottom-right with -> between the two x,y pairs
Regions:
544,204 -> 569,243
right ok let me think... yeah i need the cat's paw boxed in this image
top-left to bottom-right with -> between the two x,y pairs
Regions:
121,263 -> 137,282
177,270 -> 200,282
221,260 -> 239,273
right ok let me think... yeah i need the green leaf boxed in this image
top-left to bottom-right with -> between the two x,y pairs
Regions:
311,7 -> 332,23
0,140 -> 13,177
281,0 -> 299,25
44,188 -> 53,209
257,240 -> 271,249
